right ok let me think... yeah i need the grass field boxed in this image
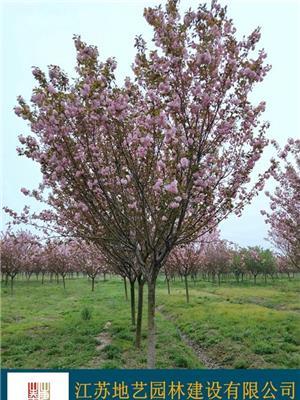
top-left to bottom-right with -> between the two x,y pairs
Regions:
1,276 -> 300,369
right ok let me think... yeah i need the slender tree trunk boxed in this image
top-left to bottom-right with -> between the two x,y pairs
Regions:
135,278 -> 144,348
184,274 -> 189,303
130,280 -> 136,326
264,274 -> 267,284
166,278 -> 170,295
218,273 -> 221,286
123,277 -> 128,301
92,276 -> 95,291
254,274 -> 257,284
147,279 -> 156,368
11,276 -> 14,295
42,273 -> 45,284
62,275 -> 66,289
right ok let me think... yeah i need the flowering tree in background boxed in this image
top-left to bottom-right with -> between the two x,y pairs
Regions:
276,255 -> 296,280
163,259 -> 177,295
229,244 -> 247,283
9,0 -> 273,367
262,139 -> 300,270
167,244 -> 200,303
202,239 -> 231,285
72,241 -> 107,291
242,246 -> 264,284
43,240 -> 74,289
0,230 -> 39,293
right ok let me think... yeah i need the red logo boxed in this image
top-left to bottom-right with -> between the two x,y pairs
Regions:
28,382 -> 50,400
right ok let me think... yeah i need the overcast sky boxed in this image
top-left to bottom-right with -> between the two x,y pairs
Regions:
1,0 -> 299,248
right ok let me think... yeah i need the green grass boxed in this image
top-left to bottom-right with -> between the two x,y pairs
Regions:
1,275 -> 299,369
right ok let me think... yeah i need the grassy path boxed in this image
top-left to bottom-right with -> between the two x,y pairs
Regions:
157,304 -> 220,368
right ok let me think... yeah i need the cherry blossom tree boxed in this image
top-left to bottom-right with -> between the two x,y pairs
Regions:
167,244 -> 200,302
9,0 -> 274,366
242,246 -> 265,284
72,240 -> 107,291
262,139 -> 300,270
229,245 -> 247,283
43,240 -> 74,289
201,239 -> 231,285
1,230 -> 40,293
276,254 -> 296,280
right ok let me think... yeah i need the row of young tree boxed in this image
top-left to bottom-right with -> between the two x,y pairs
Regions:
1,228 -> 297,296
165,238 -> 298,303
1,232 -> 109,292
3,0 -> 299,367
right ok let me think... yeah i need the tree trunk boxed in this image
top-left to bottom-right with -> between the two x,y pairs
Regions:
92,277 -> 95,291
62,275 -> 66,289
184,274 -> 189,303
10,276 -> 14,295
42,273 -> 45,285
123,277 -> 128,301
130,280 -> 136,326
147,279 -> 156,368
218,273 -> 221,286
135,278 -> 144,348
254,274 -> 257,284
166,278 -> 170,295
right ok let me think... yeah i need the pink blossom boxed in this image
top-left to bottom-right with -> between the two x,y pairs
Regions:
153,178 -> 163,192
165,180 -> 178,194
47,84 -> 56,94
180,157 -> 189,169
80,84 -> 90,97
21,188 -> 30,196
197,52 -> 211,65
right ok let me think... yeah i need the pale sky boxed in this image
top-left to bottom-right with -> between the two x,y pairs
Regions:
1,0 -> 300,248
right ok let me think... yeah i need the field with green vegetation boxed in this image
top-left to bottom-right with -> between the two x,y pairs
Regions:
1,276 -> 300,369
